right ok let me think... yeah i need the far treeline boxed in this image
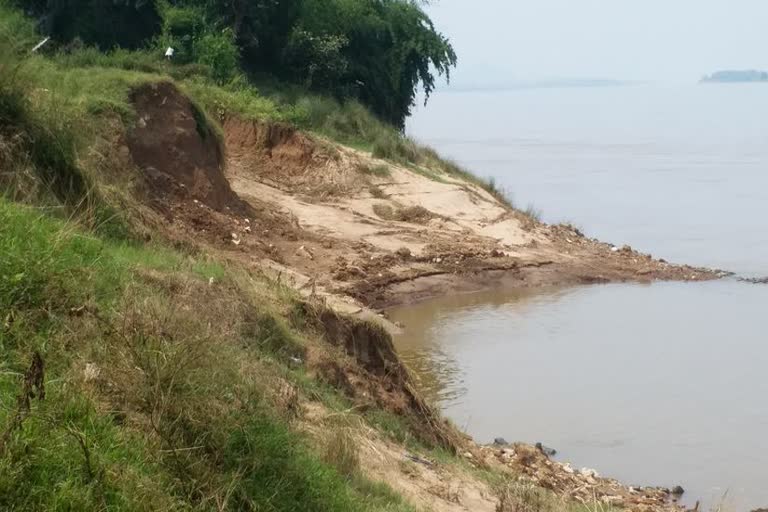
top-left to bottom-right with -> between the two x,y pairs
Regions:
13,0 -> 457,128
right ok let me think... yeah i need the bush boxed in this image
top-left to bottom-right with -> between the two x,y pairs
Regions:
192,29 -> 240,84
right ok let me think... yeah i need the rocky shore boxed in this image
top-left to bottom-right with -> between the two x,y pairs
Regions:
478,443 -> 687,512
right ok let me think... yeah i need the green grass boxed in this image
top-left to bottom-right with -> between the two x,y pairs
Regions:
0,197 -> 421,511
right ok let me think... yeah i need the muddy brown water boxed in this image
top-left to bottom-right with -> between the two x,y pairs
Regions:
394,84 -> 768,511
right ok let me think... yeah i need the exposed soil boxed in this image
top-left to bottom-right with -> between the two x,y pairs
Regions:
127,82 -> 244,214
121,82 -> 720,512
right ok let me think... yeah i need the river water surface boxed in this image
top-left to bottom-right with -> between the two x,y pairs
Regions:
393,84 -> 768,510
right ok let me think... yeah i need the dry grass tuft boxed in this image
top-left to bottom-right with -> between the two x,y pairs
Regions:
358,162 -> 391,178
496,481 -> 561,512
372,203 -> 436,224
369,185 -> 388,199
323,425 -> 360,479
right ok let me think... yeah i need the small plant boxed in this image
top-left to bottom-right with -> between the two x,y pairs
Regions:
358,163 -> 391,178
369,185 -> 388,199
523,204 -> 542,223
496,481 -> 561,512
372,203 -> 395,220
396,205 -> 435,224
323,426 -> 360,479
372,204 -> 435,224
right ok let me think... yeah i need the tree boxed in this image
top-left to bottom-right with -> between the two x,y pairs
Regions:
17,0 -> 162,49
14,0 -> 457,128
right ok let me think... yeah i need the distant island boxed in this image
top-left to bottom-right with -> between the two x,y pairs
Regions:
700,70 -> 768,83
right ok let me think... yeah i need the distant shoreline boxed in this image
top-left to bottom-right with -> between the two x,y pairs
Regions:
700,70 -> 768,84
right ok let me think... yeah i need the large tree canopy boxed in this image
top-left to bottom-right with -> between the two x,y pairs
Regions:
15,0 -> 456,128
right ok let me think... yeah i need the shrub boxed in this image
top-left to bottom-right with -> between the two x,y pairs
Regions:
192,29 -> 239,84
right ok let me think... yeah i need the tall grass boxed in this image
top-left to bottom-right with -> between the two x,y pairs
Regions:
0,198 -> 419,511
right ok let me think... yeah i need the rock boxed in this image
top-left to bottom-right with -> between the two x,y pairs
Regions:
296,245 -> 314,260
610,246 -> 620,253
395,247 -> 412,259
83,363 -> 101,382
580,467 -> 600,478
535,442 -> 557,457
462,451 -> 473,459
740,276 -> 768,284
493,437 -> 509,446
671,486 -> 685,496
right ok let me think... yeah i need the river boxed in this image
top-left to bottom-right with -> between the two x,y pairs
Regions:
394,83 -> 768,510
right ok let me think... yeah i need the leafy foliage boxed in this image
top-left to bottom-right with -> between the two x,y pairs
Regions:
11,0 -> 456,127
16,0 -> 163,50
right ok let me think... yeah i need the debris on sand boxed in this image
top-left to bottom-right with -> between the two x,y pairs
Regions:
480,443 -> 684,512
535,442 -> 557,457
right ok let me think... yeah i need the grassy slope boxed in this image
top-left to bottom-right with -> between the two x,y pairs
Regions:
0,197 -> 422,511
1,12 -> 421,508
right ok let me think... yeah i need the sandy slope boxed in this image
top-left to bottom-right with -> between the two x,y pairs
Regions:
219,117 -> 722,316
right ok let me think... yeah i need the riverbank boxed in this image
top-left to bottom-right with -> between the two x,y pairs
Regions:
125,83 -> 718,510
169,97 -> 724,316
2,75 -> 715,512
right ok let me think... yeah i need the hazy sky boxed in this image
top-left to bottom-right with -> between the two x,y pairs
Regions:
426,0 -> 768,85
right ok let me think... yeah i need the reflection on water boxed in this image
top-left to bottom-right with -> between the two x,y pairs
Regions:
393,287 -> 571,407
389,281 -> 768,511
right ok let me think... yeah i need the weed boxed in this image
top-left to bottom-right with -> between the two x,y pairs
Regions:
496,480 -> 561,512
523,204 -> 543,223
323,426 -> 360,479
358,162 -> 392,178
369,185 -> 388,199
242,310 -> 306,362
396,205 -> 436,224
372,203 -> 435,224
373,203 -> 395,220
